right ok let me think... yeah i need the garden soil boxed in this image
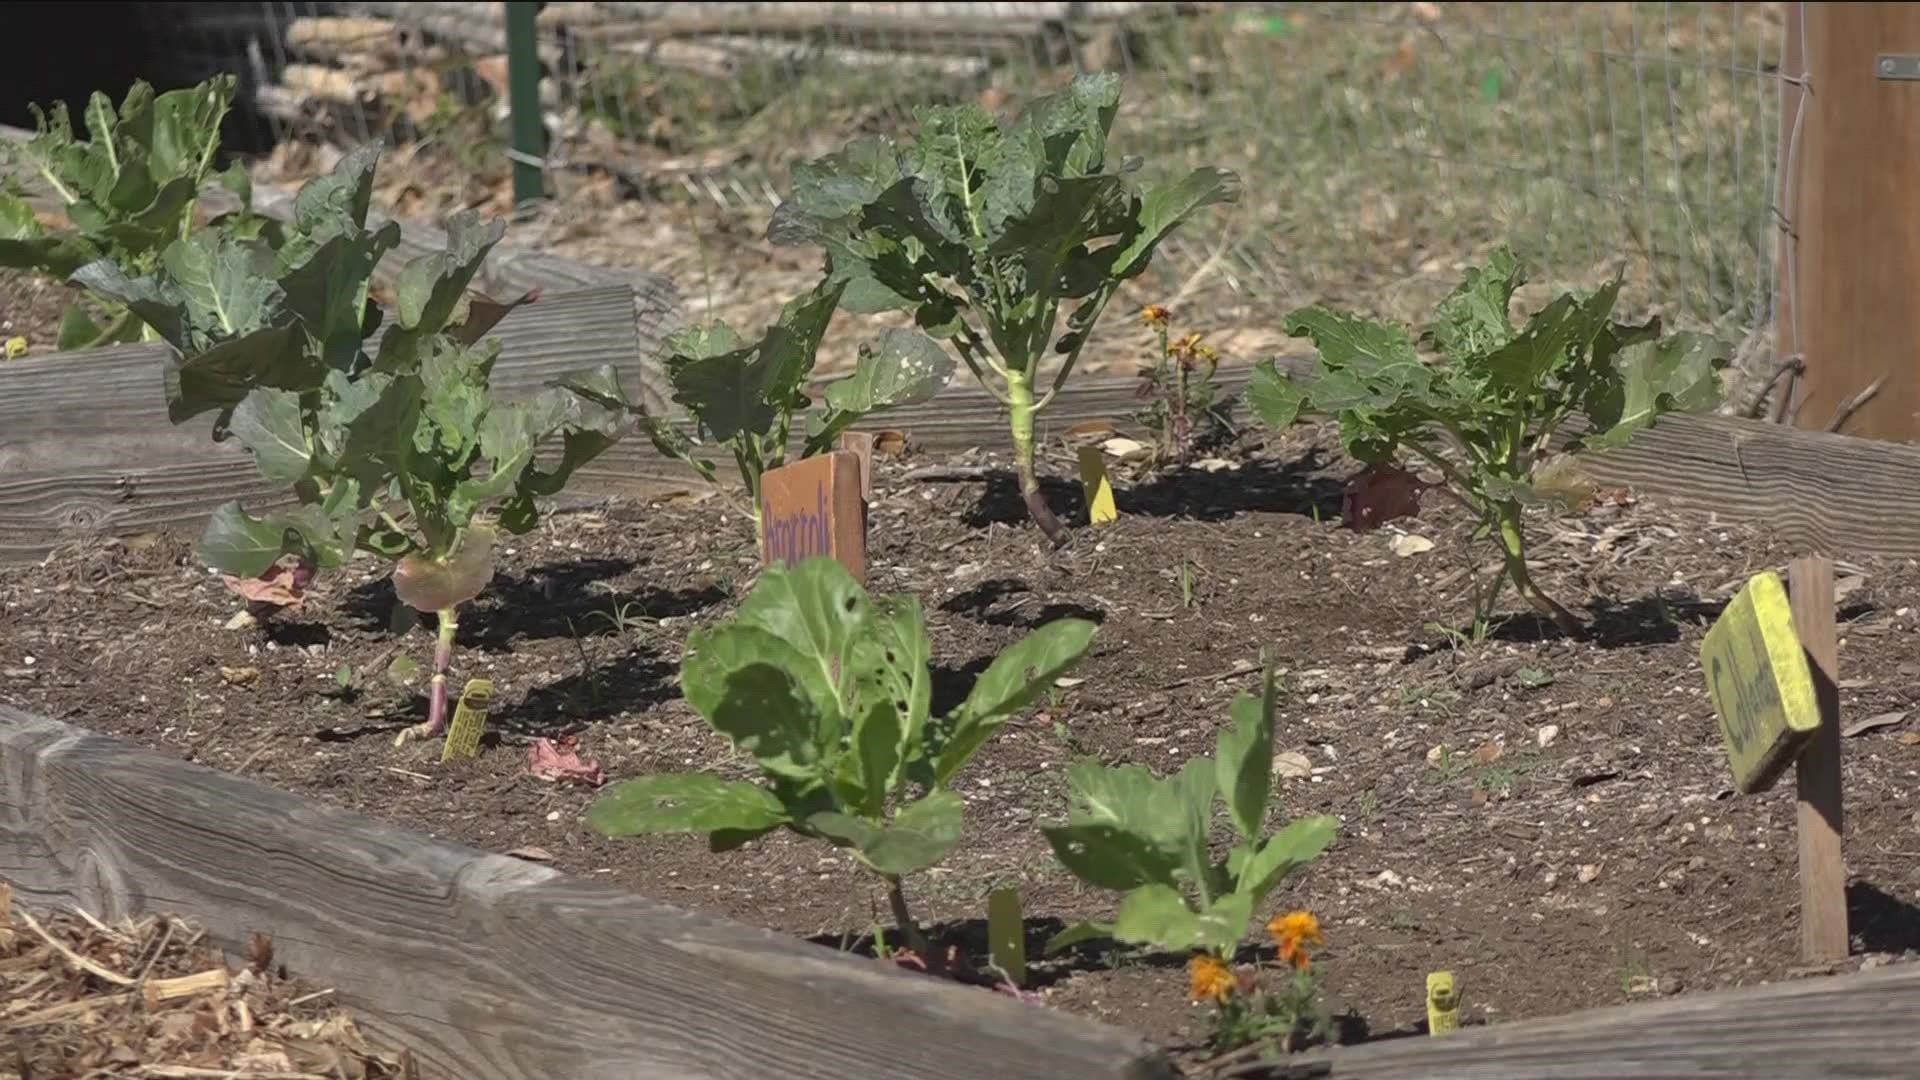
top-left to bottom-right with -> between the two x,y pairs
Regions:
6,420 -> 1920,1067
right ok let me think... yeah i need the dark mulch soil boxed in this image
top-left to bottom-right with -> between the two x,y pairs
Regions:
0,266 -> 77,356
6,421 -> 1920,1068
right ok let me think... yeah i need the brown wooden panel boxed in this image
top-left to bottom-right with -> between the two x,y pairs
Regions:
1287,959 -> 1920,1078
0,707 -> 1176,1080
1787,4 -> 1920,439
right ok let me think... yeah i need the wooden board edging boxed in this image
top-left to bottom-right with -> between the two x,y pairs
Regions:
12,298 -> 1920,566
0,705 -> 1176,1080
1283,957 -> 1920,1078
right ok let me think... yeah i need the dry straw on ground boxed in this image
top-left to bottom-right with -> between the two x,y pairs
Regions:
1,881 -> 415,1079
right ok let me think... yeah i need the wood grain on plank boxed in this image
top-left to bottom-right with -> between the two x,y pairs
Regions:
0,706 -> 1176,1080
1284,959 -> 1920,1078
11,313 -> 1920,565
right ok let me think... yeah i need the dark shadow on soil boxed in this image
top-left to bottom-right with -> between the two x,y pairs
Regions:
1848,881 -> 1920,955
806,916 -> 1136,990
336,557 -> 730,651
261,619 -> 333,650
952,451 -> 1347,531
490,646 -> 678,735
941,578 -> 1110,630
1477,591 -> 1730,648
930,655 -> 996,718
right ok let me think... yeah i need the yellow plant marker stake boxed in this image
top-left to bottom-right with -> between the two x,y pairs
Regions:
441,678 -> 493,763
1425,971 -> 1459,1035
1077,446 -> 1118,526
1700,571 -> 1821,794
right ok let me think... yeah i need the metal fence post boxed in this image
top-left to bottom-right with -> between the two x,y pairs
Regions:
505,0 -> 544,207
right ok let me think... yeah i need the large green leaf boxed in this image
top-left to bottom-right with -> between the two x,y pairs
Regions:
808,789 -> 963,876
1246,359 -> 1307,431
1042,823 -> 1183,893
666,279 -> 845,443
731,558 -> 871,738
228,387 -> 311,485
162,323 -> 312,425
586,774 -> 791,837
679,623 -> 830,783
1107,166 -> 1241,281
1228,814 -> 1339,906
162,230 -> 282,342
196,501 -> 353,578
1109,884 -> 1252,956
1579,332 -> 1729,451
1427,246 -> 1522,358
934,617 -> 1096,784
1214,667 -> 1278,842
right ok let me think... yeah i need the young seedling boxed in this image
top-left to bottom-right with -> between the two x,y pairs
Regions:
73,142 -> 638,747
1042,663 -> 1338,959
0,75 -> 260,350
1250,247 -> 1729,637
1136,305 -> 1234,466
642,278 -> 953,540
587,557 -> 1096,959
766,72 -> 1239,545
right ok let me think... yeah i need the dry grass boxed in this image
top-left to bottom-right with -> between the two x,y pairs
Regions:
1,881 -> 415,1079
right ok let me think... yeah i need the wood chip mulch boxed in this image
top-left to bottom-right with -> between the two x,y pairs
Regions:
2,881 -> 417,1080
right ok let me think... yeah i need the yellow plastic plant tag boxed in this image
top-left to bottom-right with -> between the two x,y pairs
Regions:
1426,970 -> 1460,1035
1077,446 -> 1118,526
441,678 -> 493,763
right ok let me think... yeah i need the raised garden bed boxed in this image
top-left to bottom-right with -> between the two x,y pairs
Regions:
7,415 -> 1920,1075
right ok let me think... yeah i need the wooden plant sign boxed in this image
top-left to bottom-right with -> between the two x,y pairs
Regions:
1699,558 -> 1847,962
1699,570 -> 1820,795
759,448 -> 867,584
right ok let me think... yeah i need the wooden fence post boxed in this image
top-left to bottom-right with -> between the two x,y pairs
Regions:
1788,556 -> 1848,963
1784,4 -> 1920,440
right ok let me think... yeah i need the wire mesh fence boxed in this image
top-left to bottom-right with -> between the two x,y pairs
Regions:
138,1 -> 1789,389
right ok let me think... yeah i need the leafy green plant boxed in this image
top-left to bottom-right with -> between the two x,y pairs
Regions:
73,141 -> 638,746
1249,247 -> 1729,636
766,72 -> 1240,544
1041,664 -> 1338,958
642,279 -> 953,539
586,557 -> 1097,957
0,75 -> 259,350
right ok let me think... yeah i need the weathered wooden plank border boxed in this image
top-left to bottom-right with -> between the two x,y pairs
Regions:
0,705 -> 1177,1080
1283,957 -> 1920,1078
11,311 -> 1920,566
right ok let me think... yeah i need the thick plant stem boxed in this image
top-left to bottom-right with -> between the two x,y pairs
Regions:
885,875 -> 932,960
1006,370 -> 1065,546
1496,505 -> 1581,637
394,608 -> 460,746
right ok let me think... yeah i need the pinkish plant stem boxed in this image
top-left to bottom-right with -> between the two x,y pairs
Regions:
395,607 -> 460,747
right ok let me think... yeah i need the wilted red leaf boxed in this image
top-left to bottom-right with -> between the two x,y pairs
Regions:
526,736 -> 607,787
1342,462 -> 1429,532
222,561 -> 311,613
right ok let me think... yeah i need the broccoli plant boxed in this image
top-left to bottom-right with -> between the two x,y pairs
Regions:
587,557 -> 1096,959
766,72 -> 1239,544
0,74 -> 259,350
1041,663 -> 1338,960
1248,247 -> 1729,637
643,278 -> 953,540
73,142 -> 638,747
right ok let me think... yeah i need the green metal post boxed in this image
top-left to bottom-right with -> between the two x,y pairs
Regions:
504,1 -> 545,207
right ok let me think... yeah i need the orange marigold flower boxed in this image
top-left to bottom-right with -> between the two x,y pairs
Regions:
1269,910 -> 1325,969
1187,952 -> 1236,1003
1141,304 -> 1171,328
1167,331 -> 1205,360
